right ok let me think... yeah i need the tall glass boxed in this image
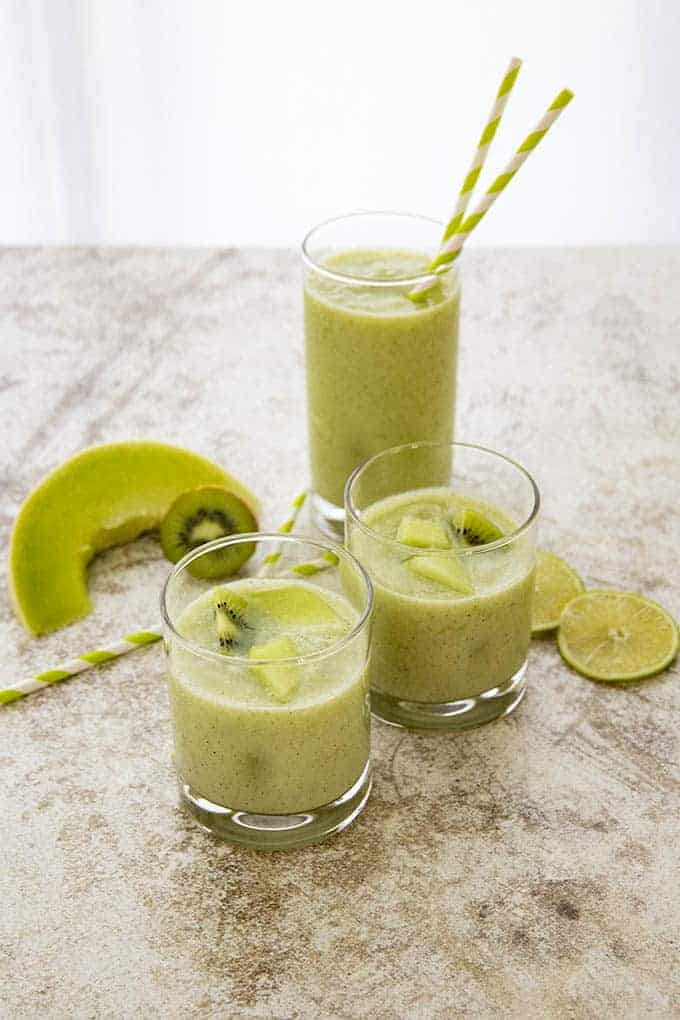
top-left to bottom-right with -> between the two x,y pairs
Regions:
346,442 -> 539,730
303,212 -> 460,536
161,533 -> 373,849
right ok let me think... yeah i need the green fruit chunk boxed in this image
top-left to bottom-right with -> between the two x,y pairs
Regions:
246,584 -> 343,629
406,555 -> 473,594
396,516 -> 451,549
160,486 -> 258,578
451,508 -> 504,546
9,441 -> 258,635
213,591 -> 249,651
249,636 -> 301,702
531,551 -> 584,634
557,590 -> 679,683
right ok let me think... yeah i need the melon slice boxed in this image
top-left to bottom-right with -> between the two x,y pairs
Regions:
248,637 -> 301,703
9,441 -> 259,635
396,516 -> 451,549
406,554 -> 474,595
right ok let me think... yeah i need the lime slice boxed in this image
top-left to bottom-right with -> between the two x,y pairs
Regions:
532,551 -> 585,634
557,590 -> 678,682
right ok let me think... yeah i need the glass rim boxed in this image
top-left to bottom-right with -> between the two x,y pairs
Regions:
160,532 -> 374,667
301,210 -> 460,288
344,441 -> 541,556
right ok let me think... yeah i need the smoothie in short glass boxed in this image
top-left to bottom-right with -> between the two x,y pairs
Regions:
161,534 -> 373,849
346,442 -> 539,730
303,213 -> 460,534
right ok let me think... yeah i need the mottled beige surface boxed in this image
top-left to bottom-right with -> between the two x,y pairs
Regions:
1,247 -> 679,1019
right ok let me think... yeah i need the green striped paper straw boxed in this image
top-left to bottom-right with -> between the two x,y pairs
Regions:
258,490 -> 341,576
259,490 -> 309,573
410,87 -> 574,300
291,550 -> 340,576
0,630 -> 161,705
441,56 -> 522,243
258,491 -> 341,578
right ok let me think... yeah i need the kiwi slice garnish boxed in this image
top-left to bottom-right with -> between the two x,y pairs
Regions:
160,486 -> 257,578
450,508 -> 504,547
212,590 -> 249,650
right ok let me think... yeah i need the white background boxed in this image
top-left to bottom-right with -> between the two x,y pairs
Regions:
1,0 -> 678,246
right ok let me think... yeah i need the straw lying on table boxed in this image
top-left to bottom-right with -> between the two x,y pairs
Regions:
410,84 -> 574,300
0,630 -> 162,705
1,489 -> 336,706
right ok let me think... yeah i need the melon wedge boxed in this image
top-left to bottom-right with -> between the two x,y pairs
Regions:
249,637 -> 301,703
9,441 -> 259,635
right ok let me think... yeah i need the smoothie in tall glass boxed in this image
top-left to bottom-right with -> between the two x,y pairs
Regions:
303,213 -> 460,533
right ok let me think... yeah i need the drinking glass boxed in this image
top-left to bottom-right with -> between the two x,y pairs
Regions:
161,533 -> 373,848
346,441 -> 539,730
303,211 -> 460,536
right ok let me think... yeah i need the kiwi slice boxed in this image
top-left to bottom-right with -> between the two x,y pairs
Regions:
407,555 -> 473,594
161,486 -> 257,578
396,516 -> 451,549
450,508 -> 504,547
249,636 -> 300,702
213,590 -> 249,650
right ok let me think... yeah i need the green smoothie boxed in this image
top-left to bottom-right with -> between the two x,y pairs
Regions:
348,488 -> 535,704
304,250 -> 459,507
166,579 -> 369,815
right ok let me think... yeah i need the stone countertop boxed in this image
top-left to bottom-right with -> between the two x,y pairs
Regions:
1,247 -> 678,1019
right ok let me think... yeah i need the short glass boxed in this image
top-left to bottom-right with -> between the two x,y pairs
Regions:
302,211 -> 460,537
346,442 -> 539,730
161,534 -> 373,849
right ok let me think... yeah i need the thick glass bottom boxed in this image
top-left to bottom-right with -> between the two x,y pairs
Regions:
370,661 -> 528,731
311,491 -> 345,539
178,759 -> 372,850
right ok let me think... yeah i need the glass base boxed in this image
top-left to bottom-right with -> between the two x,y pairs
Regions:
178,760 -> 372,850
370,662 -> 528,731
311,491 -> 345,539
